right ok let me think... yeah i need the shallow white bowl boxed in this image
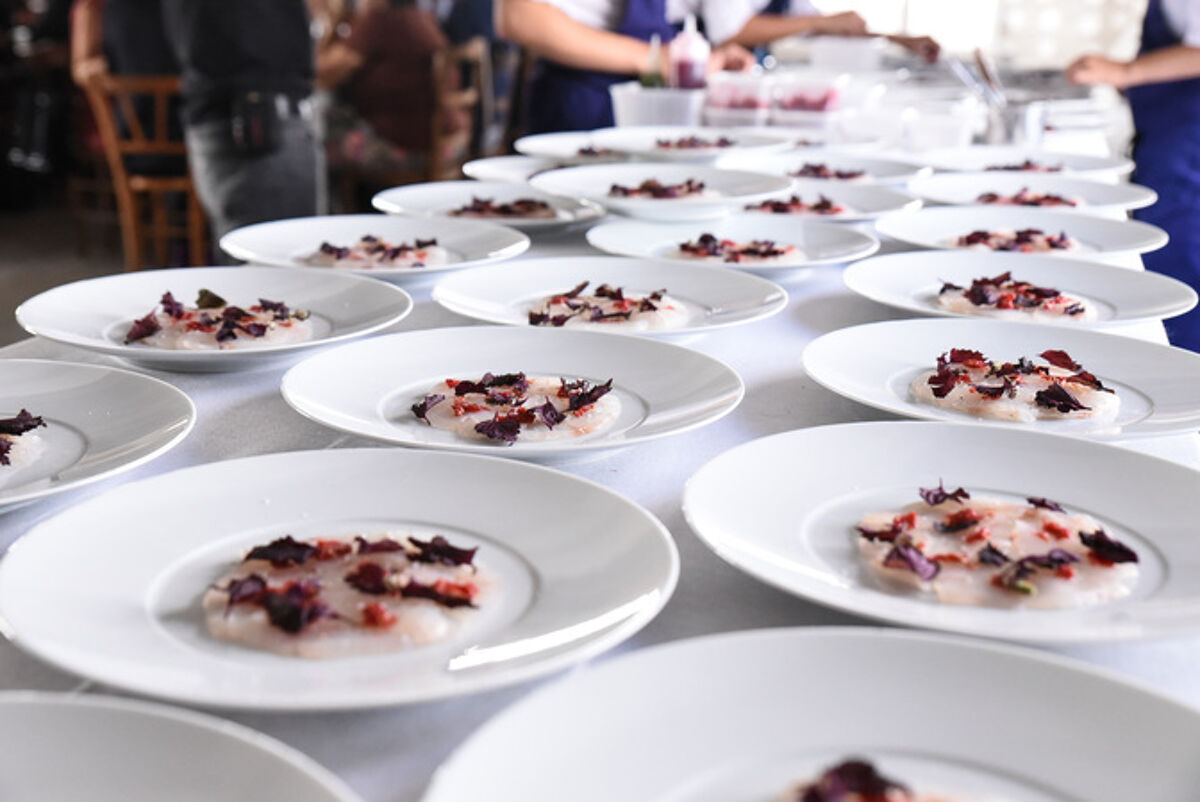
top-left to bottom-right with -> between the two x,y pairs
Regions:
220,214 -> 530,281
371,180 -> 603,230
513,130 -> 625,162
16,265 -> 413,372
0,359 -> 194,510
802,317 -> 1200,438
919,145 -> 1134,181
717,147 -> 932,185
0,692 -> 358,801
685,420 -> 1200,642
424,626 -> 1200,800
0,448 -> 678,710
588,125 -> 791,162
743,177 -> 921,221
842,250 -> 1197,326
907,172 -> 1157,214
586,214 -> 880,269
432,255 -> 788,334
874,206 -> 1168,256
461,154 -> 566,184
530,163 -> 792,222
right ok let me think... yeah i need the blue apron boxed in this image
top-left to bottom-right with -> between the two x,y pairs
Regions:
1127,0 -> 1200,351
527,0 -> 677,133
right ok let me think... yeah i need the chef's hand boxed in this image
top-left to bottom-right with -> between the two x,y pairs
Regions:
1067,54 -> 1133,88
709,42 -> 756,74
814,11 -> 869,37
891,34 -> 941,63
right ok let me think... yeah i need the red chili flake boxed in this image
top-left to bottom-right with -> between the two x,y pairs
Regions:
931,553 -> 966,564
1042,521 -> 1071,540
314,540 -> 353,560
965,527 -> 990,544
1055,564 -> 1076,579
361,602 -> 396,628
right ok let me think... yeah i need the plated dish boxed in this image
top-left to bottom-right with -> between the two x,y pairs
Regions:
529,163 -> 792,222
0,448 -> 678,709
513,129 -> 624,163
586,215 -> 879,270
801,318 -> 1200,438
424,627 -> 1200,800
371,180 -> 604,230
874,207 -> 1168,256
741,178 -> 921,222
0,359 -> 193,511
16,266 -> 413,371
587,125 -> 791,162
907,172 -> 1157,214
842,251 -> 1198,327
280,326 -> 743,457
683,421 -> 1200,642
432,256 -> 788,335
461,154 -> 566,183
0,692 -> 358,802
717,147 -> 932,185
919,145 -> 1134,181
219,214 -> 530,280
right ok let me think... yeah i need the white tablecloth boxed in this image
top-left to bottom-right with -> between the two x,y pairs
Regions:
2,226 -> 1198,801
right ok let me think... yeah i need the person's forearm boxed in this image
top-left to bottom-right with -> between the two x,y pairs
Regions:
496,0 -> 653,74
1126,45 -> 1200,86
726,14 -> 827,48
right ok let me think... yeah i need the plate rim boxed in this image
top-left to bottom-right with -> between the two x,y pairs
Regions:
369,180 -> 605,228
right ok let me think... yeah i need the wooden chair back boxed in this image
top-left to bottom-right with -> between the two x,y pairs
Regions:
428,36 -> 491,181
82,73 -> 207,271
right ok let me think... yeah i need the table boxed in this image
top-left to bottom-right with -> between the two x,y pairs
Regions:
2,225 -> 1198,801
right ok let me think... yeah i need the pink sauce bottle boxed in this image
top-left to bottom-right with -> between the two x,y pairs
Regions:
669,14 -> 710,89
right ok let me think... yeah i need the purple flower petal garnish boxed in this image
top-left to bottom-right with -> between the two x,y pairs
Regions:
1034,384 -> 1089,413
977,543 -> 1010,565
475,414 -> 521,443
258,298 -> 290,319
1027,497 -> 1065,512
918,480 -> 970,506
124,312 -> 161,343
883,543 -> 940,580
223,573 -> 267,607
528,311 -> 550,326
159,291 -> 184,319
856,521 -> 903,542
239,322 -> 267,338
344,561 -> 390,594
244,535 -> 317,567
260,581 -> 332,633
562,378 -> 613,410
0,439 -> 10,466
1079,528 -> 1139,564
0,409 -> 46,436
410,393 -> 445,423
798,759 -> 910,802
355,536 -> 406,553
534,399 -> 566,429
1022,548 -> 1080,569
195,288 -> 227,309
408,534 -> 477,566
594,283 -> 624,301
1040,349 -> 1081,371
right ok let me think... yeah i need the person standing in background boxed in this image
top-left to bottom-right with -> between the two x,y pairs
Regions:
1068,0 -> 1200,352
160,0 -> 323,240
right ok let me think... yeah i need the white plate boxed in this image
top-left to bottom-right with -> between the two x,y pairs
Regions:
462,154 -> 566,183
424,627 -> 1200,800
513,130 -> 633,163
685,421 -> 1200,642
0,359 -> 194,510
907,172 -> 1157,213
281,326 -> 743,457
371,180 -> 604,230
802,317 -> 1200,438
432,256 -> 788,334
0,448 -> 678,710
843,251 -> 1197,326
586,215 -> 880,270
220,214 -> 530,281
529,163 -> 792,222
717,147 -> 932,185
874,206 -> 1168,256
16,266 -> 413,372
743,178 -> 922,221
920,145 -> 1134,180
0,692 -> 358,801
588,125 -> 791,162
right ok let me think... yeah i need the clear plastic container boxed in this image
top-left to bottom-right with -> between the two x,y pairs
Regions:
610,81 -> 706,126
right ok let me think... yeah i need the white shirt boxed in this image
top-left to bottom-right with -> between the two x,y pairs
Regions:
1163,0 -> 1200,48
537,0 -> 761,47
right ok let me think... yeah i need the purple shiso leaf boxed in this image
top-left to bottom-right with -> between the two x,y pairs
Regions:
966,282 -> 1000,307
799,759 -> 910,802
399,579 -> 476,608
1022,548 -> 1080,569
159,291 -> 185,319
1079,529 -> 1139,564
977,543 -> 1010,566
240,322 -> 267,338
344,561 -> 390,594
528,311 -> 549,326
883,544 -> 940,581
475,414 -> 521,443
124,312 -> 161,343
1027,497 -> 1065,512
258,298 -> 290,319
409,534 -> 477,566
918,480 -> 970,506
1035,383 -> 1089,413
195,288 -> 227,309
638,298 -> 658,312
223,573 -> 267,607
0,409 -> 46,436
1064,303 -> 1086,316
355,536 -> 406,553
938,280 -> 963,295
564,378 -> 614,410
534,400 -> 566,429
972,379 -> 1014,399
594,283 -> 624,301
561,281 -> 589,298
214,321 -> 240,342
856,521 -> 903,542
0,439 -> 10,466
590,307 -> 632,322
550,314 -> 572,327
1064,370 -> 1112,393
222,305 -> 248,321
1040,349 -> 1081,371
410,393 -> 445,423
244,535 -> 317,567
260,581 -> 332,633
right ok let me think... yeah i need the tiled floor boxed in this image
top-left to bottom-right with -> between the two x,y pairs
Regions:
0,204 -> 122,347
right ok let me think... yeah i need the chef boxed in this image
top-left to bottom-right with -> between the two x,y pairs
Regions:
1068,0 -> 1200,351
728,0 -> 939,62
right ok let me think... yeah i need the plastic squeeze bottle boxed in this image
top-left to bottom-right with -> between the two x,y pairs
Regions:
669,14 -> 709,89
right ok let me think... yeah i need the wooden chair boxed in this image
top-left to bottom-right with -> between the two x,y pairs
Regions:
82,73 -> 207,271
